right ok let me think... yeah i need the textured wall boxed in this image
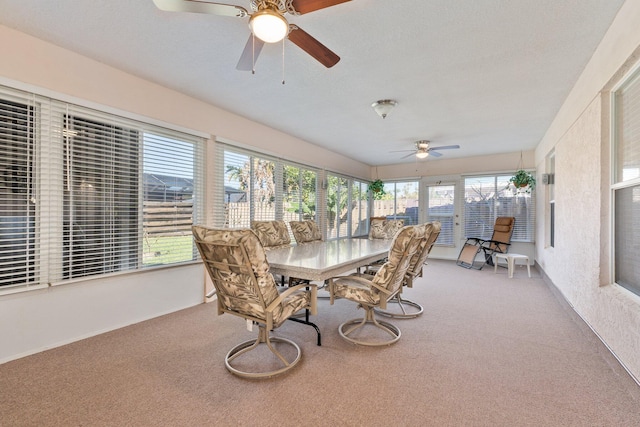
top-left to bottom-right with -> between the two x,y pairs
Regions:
534,4 -> 640,381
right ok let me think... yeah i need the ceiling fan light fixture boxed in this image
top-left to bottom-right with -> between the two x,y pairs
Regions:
249,9 -> 289,43
371,99 -> 397,119
416,151 -> 429,159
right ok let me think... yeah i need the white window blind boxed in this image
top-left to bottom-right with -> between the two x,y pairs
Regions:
0,93 -> 38,288
143,132 -> 203,267
373,181 -> 420,225
326,174 -> 349,239
464,175 -> 535,242
351,180 -> 368,237
325,173 -> 369,239
0,84 -> 204,291
612,66 -> 640,297
214,143 -> 318,232
426,184 -> 455,246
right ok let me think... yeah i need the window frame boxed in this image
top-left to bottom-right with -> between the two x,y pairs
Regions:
214,143 -> 321,235
324,172 -> 369,239
0,83 -> 206,293
610,63 -> 640,298
463,173 -> 536,243
424,182 -> 456,247
373,180 -> 420,226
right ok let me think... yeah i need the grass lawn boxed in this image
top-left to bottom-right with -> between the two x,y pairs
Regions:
143,234 -> 195,266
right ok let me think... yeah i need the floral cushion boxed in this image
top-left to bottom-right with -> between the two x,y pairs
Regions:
332,225 -> 420,305
289,220 -> 322,244
369,218 -> 405,239
250,220 -> 291,249
407,222 -> 442,275
192,226 -> 310,327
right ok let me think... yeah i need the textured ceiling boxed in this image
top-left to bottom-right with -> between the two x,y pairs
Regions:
0,0 -> 626,165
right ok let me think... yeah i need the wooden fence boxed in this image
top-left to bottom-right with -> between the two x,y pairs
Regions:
143,200 -> 193,236
142,199 -> 420,236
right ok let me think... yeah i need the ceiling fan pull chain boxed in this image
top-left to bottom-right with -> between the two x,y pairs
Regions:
282,37 -> 286,85
252,34 -> 256,75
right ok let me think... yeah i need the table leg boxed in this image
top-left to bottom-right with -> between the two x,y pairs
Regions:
288,311 -> 321,346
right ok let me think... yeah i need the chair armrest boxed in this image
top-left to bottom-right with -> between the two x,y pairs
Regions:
328,275 -> 375,305
266,283 -> 318,314
481,240 -> 511,249
464,237 -> 486,245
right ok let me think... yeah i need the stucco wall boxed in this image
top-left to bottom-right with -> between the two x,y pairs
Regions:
534,0 -> 640,381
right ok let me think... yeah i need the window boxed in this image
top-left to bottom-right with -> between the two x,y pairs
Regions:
325,174 -> 368,239
547,153 -> 555,248
216,144 -> 319,232
464,175 -> 535,242
143,133 -> 200,266
425,184 -> 455,246
0,85 -> 204,291
62,115 -> 139,279
373,181 -> 420,225
612,66 -> 640,297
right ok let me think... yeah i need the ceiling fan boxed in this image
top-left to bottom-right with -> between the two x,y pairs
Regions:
152,0 -> 348,70
392,141 -> 461,159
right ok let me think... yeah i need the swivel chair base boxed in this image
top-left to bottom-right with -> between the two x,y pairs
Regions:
225,326 -> 301,379
338,306 -> 401,346
374,294 -> 424,319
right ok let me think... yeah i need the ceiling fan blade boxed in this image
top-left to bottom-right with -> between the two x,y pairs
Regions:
389,149 -> 415,153
290,0 -> 351,15
288,26 -> 340,68
152,0 -> 248,17
236,35 -> 265,71
400,152 -> 415,159
428,150 -> 443,158
430,145 -> 460,151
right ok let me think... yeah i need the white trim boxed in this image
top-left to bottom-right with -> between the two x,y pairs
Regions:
0,76 -> 210,140
48,261 -> 202,288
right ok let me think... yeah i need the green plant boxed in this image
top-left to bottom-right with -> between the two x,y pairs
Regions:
368,179 -> 385,200
509,169 -> 536,193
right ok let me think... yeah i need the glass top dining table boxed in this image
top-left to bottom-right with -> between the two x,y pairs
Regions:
266,238 -> 392,282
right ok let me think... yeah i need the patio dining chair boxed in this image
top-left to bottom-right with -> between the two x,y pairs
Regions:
289,219 -> 323,244
328,225 -> 422,346
375,221 -> 441,319
192,225 -> 317,379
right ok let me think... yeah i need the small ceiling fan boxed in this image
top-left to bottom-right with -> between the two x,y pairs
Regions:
392,141 -> 461,159
152,0 -> 348,70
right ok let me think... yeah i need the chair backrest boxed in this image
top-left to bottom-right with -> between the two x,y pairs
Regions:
289,220 -> 322,244
369,217 -> 405,239
407,221 -> 442,277
490,217 -> 515,252
192,226 -> 282,323
250,220 -> 291,249
371,225 -> 422,298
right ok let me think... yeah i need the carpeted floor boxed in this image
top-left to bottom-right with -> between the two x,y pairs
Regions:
1,259 -> 639,426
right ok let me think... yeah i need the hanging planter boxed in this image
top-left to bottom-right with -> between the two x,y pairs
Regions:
509,169 -> 536,194
368,179 -> 386,200
508,152 -> 536,194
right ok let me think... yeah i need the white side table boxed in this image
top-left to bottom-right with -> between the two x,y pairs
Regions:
494,253 -> 531,278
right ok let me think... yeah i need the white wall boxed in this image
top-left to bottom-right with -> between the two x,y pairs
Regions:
0,266 -> 203,363
534,0 -> 640,381
0,24 -> 369,363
